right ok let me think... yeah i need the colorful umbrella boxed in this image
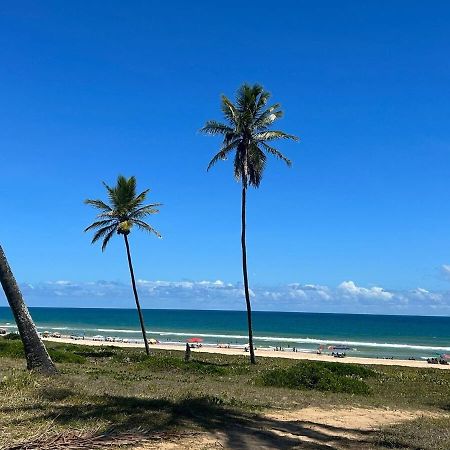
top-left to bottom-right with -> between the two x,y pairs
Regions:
187,337 -> 203,343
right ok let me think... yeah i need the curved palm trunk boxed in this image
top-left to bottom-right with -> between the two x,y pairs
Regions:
123,234 -> 151,356
241,187 -> 256,364
0,245 -> 57,375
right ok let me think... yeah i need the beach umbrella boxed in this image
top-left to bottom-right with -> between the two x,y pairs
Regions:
148,338 -> 158,344
440,354 -> 450,360
187,337 -> 203,343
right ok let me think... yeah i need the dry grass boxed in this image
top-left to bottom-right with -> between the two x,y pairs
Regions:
1,340 -> 450,449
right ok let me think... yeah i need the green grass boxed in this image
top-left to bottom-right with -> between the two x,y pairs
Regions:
1,338 -> 450,449
375,416 -> 450,450
259,360 -> 375,394
0,338 -> 86,363
0,338 -> 24,358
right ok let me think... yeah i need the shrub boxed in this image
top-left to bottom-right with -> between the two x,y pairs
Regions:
260,361 -> 373,395
74,350 -> 115,358
312,361 -> 376,378
0,339 -> 25,358
3,333 -> 21,340
137,354 -> 231,375
0,337 -> 86,364
47,349 -> 86,364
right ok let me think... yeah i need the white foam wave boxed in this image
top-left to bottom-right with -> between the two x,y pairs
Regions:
2,323 -> 449,352
97,328 -> 140,333
154,331 -> 450,352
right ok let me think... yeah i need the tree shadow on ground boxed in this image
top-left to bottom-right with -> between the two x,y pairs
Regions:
2,393 -> 379,450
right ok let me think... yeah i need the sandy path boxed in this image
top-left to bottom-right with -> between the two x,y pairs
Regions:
43,336 -> 450,370
132,407 -> 445,449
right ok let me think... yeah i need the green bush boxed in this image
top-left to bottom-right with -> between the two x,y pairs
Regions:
3,333 -> 21,340
74,349 -> 115,358
47,349 -> 86,364
260,361 -> 373,395
0,337 -> 86,364
138,354 -> 184,371
312,361 -> 376,378
0,339 -> 24,358
136,354 -> 231,375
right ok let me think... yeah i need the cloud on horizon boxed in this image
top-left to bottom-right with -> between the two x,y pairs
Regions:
1,278 -> 449,315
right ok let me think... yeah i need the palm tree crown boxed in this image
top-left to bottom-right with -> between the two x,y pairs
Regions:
84,175 -> 161,251
201,83 -> 299,187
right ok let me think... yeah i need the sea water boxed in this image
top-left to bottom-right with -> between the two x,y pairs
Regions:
1,307 -> 449,361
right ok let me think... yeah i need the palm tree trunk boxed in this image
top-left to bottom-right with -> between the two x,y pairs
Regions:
0,245 -> 57,375
123,234 -> 151,356
241,186 -> 256,364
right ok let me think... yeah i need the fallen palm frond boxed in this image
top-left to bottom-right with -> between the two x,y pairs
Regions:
2,428 -> 200,450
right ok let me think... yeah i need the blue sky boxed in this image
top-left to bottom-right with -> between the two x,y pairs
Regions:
1,1 -> 450,314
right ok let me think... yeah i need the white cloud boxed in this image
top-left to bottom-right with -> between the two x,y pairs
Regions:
407,288 -> 442,302
338,281 -> 394,300
3,278 -> 450,315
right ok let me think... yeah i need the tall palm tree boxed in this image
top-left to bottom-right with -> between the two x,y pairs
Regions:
0,245 -> 57,374
201,84 -> 299,364
84,175 -> 161,356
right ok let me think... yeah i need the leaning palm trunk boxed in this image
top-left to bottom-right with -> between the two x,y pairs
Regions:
0,245 -> 57,375
241,187 -> 256,364
123,234 -> 151,356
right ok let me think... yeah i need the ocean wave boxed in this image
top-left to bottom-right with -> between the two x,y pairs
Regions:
153,331 -> 450,352
2,323 -> 449,352
97,328 -> 140,333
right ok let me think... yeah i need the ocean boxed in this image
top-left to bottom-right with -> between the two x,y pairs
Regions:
1,307 -> 449,361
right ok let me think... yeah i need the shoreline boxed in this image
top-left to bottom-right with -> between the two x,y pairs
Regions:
42,336 -> 450,370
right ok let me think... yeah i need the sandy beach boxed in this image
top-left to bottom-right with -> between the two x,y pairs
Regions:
43,336 -> 450,370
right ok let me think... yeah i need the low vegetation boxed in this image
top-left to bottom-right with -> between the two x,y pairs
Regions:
375,416 -> 450,450
260,360 -> 376,394
1,337 -> 450,449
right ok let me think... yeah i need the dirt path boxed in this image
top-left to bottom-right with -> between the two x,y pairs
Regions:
132,407 -> 443,450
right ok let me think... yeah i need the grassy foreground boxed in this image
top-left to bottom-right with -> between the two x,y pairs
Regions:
1,337 -> 450,449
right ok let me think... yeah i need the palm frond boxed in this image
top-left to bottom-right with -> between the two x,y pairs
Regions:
96,211 -> 117,220
116,176 -> 137,208
130,204 -> 162,219
204,83 -> 298,187
91,224 -> 118,245
132,219 -> 161,238
207,139 -> 240,171
254,130 -> 299,142
254,104 -> 282,128
84,199 -> 112,212
101,228 -> 116,252
200,120 -> 234,136
233,146 -> 245,183
84,219 -> 116,232
260,142 -> 292,167
220,95 -> 238,125
102,181 -> 117,209
85,175 -> 161,247
255,89 -> 271,112
247,145 -> 266,188
129,189 -> 150,210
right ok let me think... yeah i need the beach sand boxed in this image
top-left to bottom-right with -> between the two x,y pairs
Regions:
43,336 -> 450,370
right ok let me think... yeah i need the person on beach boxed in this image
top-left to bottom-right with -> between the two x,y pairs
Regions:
184,342 -> 191,362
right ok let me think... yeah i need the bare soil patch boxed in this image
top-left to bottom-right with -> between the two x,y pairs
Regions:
132,406 -> 445,450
